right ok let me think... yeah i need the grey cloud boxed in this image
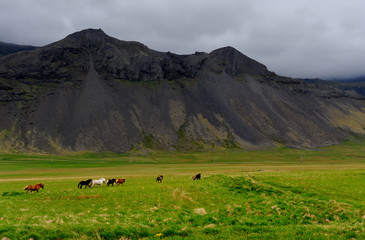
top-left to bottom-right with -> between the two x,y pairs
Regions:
1,0 -> 365,79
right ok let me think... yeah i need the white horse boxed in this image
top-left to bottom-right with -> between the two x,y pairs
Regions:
91,178 -> 106,187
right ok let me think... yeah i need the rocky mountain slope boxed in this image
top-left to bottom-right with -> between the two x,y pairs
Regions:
0,29 -> 364,153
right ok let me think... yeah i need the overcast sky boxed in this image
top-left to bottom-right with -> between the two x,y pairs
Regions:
1,0 -> 364,79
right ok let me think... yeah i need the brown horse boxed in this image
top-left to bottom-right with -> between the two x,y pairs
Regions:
24,183 -> 44,193
116,178 -> 125,186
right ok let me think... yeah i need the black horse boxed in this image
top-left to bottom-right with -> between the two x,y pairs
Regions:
156,175 -> 163,183
78,179 -> 92,189
192,173 -> 201,180
107,179 -> 116,186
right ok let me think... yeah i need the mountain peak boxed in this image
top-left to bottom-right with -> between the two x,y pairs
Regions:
208,46 -> 270,75
66,28 -> 107,39
63,28 -> 111,48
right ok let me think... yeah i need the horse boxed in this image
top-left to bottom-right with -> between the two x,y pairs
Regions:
107,178 -> 116,186
116,178 -> 125,186
78,179 -> 92,189
156,175 -> 163,183
24,183 -> 44,193
91,178 -> 106,187
192,173 -> 201,180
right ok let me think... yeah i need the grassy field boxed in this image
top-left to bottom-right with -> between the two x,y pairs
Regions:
0,142 -> 364,239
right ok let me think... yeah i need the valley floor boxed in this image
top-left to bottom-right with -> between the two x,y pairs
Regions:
0,143 -> 364,239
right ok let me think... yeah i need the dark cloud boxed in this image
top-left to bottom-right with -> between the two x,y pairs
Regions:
1,0 -> 365,79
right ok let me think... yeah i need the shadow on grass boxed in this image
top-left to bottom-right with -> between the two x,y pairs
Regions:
1,191 -> 25,197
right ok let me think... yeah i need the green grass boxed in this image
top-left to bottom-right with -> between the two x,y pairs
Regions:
0,142 -> 365,239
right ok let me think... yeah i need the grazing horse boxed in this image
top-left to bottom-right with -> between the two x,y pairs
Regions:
192,173 -> 201,180
91,178 -> 106,187
24,183 -> 44,193
156,175 -> 163,183
116,178 -> 125,186
107,179 -> 116,186
78,179 -> 92,189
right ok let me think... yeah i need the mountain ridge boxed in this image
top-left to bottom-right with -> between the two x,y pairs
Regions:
303,78 -> 365,96
0,29 -> 272,82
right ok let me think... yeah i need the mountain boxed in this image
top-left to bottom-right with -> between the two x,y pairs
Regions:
303,78 -> 365,96
0,41 -> 37,57
0,28 -> 364,153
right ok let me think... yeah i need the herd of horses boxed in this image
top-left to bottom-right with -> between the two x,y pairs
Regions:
77,178 -> 126,189
24,173 -> 201,193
